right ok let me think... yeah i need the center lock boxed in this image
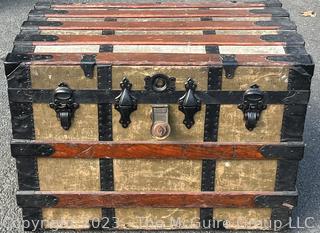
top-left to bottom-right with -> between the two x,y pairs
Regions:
151,105 -> 171,140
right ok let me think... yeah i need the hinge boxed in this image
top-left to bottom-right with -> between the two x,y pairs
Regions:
221,54 -> 238,79
80,54 -> 96,78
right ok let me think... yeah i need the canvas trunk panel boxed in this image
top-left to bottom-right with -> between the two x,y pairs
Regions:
5,0 -> 314,231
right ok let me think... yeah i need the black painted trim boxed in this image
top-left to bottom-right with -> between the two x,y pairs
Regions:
8,89 -> 310,105
275,160 -> 299,191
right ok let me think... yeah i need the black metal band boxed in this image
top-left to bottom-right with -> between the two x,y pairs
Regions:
281,62 -> 313,141
8,89 -> 310,105
270,208 -> 293,231
201,67 -> 222,228
6,63 -> 32,87
96,65 -> 115,228
201,15 -> 220,54
275,160 -> 299,191
97,65 -> 113,141
10,102 -> 35,140
22,208 -> 43,231
16,158 -> 40,191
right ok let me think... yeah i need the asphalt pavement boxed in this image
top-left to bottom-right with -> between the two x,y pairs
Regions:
0,0 -> 319,232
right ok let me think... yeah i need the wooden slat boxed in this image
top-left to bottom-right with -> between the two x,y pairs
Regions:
11,140 -> 304,160
26,21 -> 284,30
31,9 -> 288,18
15,34 -> 302,46
48,2 -> 279,9
6,53 -> 312,66
16,190 -> 298,208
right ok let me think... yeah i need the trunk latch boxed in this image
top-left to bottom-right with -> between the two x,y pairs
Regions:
178,78 -> 201,129
115,78 -> 137,128
49,83 -> 79,130
238,84 -> 267,131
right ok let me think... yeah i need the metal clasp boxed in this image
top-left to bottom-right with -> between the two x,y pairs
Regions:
49,83 -> 79,130
178,78 -> 201,129
151,105 -> 171,140
114,78 -> 137,128
238,84 -> 267,131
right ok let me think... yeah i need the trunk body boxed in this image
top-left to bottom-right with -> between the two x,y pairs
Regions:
6,0 -> 313,231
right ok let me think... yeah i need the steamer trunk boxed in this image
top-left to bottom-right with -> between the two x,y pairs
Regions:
5,0 -> 314,231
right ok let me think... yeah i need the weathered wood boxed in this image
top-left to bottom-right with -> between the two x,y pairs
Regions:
11,140 -> 305,160
16,191 -> 298,208
23,20 -> 290,30
45,1 -> 281,9
30,8 -> 288,18
6,53 -> 312,66
15,34 -> 303,46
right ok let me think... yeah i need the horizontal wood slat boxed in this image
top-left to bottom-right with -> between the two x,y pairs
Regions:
43,1 -> 281,9
6,53 -> 313,66
15,33 -> 303,46
11,140 -> 304,160
22,20 -> 293,31
16,190 -> 298,208
29,8 -> 288,18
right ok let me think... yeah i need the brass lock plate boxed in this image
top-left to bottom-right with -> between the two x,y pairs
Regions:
151,105 -> 171,140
